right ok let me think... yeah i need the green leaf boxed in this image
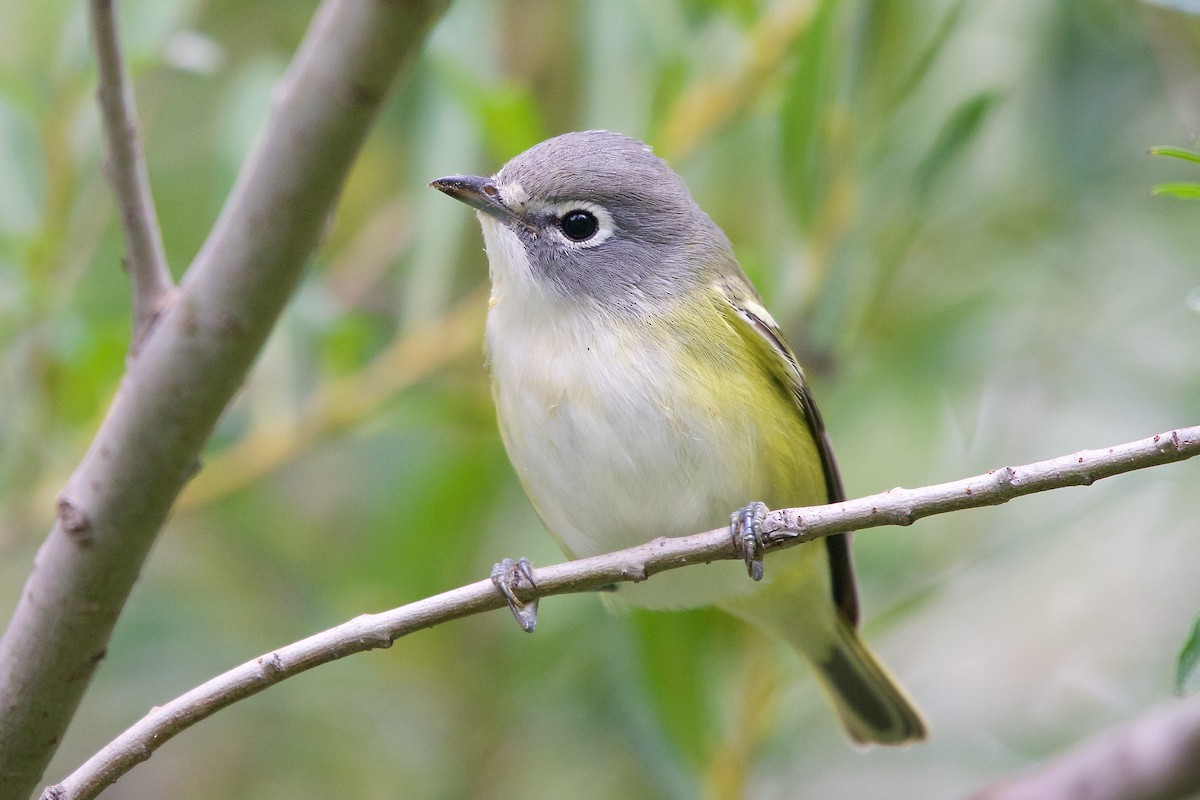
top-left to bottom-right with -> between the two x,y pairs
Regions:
1176,615 -> 1200,694
1149,145 -> 1200,164
631,607 -> 741,767
1151,181 -> 1200,198
886,0 -> 972,115
431,60 -> 547,164
913,90 -> 1004,202
779,0 -> 840,230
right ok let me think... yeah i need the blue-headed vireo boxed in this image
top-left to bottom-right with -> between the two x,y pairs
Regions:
432,130 -> 926,746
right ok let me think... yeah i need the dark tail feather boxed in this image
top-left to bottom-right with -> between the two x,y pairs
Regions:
809,619 -> 927,746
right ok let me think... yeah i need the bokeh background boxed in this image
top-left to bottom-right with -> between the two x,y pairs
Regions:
2,0 -> 1199,797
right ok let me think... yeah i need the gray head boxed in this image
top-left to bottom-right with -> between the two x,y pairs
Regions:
431,131 -> 735,312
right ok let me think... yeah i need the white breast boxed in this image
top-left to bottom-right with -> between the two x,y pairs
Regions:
480,219 -> 764,608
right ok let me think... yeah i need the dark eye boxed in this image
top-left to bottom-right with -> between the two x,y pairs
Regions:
559,209 -> 599,242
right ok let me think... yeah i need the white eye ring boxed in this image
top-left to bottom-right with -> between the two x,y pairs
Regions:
544,201 -> 615,249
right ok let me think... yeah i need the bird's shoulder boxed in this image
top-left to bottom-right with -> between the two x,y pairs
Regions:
709,274 -> 859,622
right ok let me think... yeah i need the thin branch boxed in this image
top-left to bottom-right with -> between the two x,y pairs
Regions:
89,0 -> 174,344
42,425 -> 1200,800
967,692 -> 1200,800
760,427 -> 1200,540
0,2 -> 450,797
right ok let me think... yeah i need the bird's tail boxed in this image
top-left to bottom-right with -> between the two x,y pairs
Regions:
806,617 -> 927,745
720,552 -> 927,746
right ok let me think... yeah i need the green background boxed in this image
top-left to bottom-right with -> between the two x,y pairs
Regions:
1,0 -> 1199,797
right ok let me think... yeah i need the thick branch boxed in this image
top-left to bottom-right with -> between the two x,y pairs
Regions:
0,2 -> 449,797
89,0 -> 174,342
968,692 -> 1200,800
42,426 -> 1200,800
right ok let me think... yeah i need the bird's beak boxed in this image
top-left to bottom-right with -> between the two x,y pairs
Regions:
429,174 -> 521,227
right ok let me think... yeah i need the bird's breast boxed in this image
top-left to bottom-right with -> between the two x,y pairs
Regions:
486,298 -> 763,555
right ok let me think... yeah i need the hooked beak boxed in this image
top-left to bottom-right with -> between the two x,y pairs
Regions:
429,174 -> 522,227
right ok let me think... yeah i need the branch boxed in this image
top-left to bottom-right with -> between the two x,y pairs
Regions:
89,0 -> 174,345
967,692 -> 1200,800
42,426 -> 1200,800
0,2 -> 449,797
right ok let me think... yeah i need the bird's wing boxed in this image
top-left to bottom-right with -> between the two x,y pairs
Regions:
717,281 -> 860,627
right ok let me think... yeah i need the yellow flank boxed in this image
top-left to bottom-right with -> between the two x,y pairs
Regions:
487,271 -> 829,610
667,286 -> 828,511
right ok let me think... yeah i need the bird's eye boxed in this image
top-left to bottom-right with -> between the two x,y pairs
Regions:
559,209 -> 599,242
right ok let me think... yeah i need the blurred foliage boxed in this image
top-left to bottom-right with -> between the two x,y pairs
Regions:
1150,143 -> 1200,197
1178,615 -> 1200,695
1,0 -> 1200,798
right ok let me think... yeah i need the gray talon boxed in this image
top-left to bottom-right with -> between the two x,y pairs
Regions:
731,501 -> 769,581
491,557 -> 539,632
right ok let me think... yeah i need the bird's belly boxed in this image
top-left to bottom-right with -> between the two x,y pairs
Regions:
487,312 -> 816,609
505,373 -> 738,552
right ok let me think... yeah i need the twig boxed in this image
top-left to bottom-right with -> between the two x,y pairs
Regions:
0,2 -> 450,797
760,427 -> 1200,540
967,692 -> 1200,800
42,426 -> 1200,800
89,0 -> 174,346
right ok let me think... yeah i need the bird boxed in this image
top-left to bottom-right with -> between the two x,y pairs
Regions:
431,130 -> 926,745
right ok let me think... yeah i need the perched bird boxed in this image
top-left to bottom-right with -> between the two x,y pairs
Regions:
432,131 -> 925,745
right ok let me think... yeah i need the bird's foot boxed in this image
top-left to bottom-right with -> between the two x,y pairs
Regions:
491,557 -> 539,632
731,501 -> 769,581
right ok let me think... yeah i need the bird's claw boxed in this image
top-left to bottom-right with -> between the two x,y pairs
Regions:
491,557 -> 539,632
731,501 -> 769,581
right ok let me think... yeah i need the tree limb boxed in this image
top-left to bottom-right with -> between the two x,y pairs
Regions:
967,692 -> 1200,800
89,0 -> 175,345
0,2 -> 449,797
41,425 -> 1200,800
